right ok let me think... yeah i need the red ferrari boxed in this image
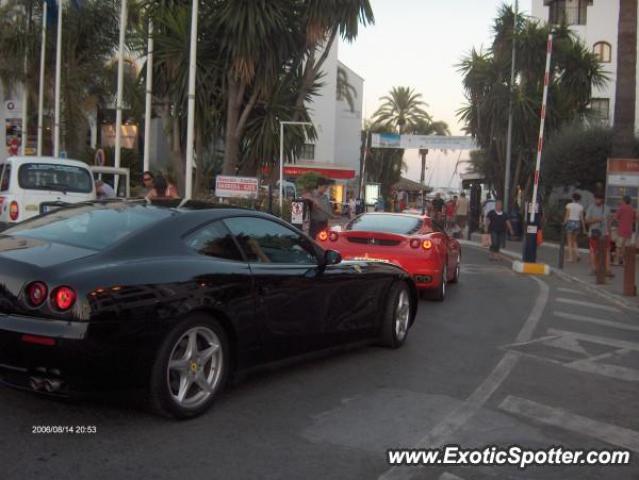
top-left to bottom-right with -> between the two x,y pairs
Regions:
316,212 -> 461,301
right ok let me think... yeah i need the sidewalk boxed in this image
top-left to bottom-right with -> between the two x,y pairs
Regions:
466,232 -> 639,310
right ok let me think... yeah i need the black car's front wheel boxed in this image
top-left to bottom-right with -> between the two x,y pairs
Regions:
379,282 -> 413,349
150,314 -> 229,419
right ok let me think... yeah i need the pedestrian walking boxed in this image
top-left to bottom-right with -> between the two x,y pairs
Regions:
563,192 -> 586,262
486,199 -> 513,261
614,195 -> 637,266
309,177 -> 334,240
585,192 -> 613,277
445,196 -> 457,231
142,170 -> 155,196
456,192 -> 469,233
482,194 -> 496,232
432,193 -> 444,224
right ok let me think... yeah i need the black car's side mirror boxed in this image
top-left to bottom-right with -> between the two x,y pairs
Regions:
324,249 -> 342,266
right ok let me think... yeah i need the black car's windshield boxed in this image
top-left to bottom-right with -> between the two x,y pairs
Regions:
3,203 -> 174,250
18,163 -> 93,194
346,214 -> 423,235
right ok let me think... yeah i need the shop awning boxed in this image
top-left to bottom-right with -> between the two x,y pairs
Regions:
283,164 -> 356,180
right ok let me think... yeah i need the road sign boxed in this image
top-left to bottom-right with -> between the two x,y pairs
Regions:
291,201 -> 304,225
214,175 -> 258,199
94,148 -> 105,166
606,158 -> 639,211
371,133 -> 476,150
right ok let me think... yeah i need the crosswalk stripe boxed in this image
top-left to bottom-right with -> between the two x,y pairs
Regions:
567,359 -> 639,382
547,328 -> 639,351
499,395 -> 639,452
553,311 -> 639,332
556,297 -> 621,313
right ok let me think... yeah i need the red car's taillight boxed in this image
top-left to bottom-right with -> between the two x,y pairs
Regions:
410,238 -> 432,250
51,286 -> 76,311
26,281 -> 48,307
317,231 -> 329,241
9,201 -> 19,221
328,231 -> 339,242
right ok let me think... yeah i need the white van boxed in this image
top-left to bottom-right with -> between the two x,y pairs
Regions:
0,156 -> 96,229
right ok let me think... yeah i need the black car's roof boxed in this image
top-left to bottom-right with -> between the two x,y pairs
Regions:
81,198 -> 255,216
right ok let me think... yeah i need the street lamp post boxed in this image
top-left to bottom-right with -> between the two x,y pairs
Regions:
279,121 -> 312,216
184,0 -> 199,200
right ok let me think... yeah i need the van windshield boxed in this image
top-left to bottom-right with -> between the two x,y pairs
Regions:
18,163 -> 93,194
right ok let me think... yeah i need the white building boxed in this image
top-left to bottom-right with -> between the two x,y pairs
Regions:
530,0 -> 639,129
284,41 -> 364,205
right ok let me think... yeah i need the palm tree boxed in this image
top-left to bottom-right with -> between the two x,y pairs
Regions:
366,89 -> 449,200
140,0 -> 373,182
0,0 -> 133,158
612,0 -> 638,157
457,5 -> 607,203
371,86 -> 432,133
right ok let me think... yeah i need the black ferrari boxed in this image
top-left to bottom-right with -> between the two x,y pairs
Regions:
0,201 -> 417,418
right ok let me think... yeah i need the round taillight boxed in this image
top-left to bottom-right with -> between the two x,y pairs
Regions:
410,239 -> 421,249
26,282 -> 48,307
422,240 -> 433,250
317,231 -> 328,241
9,201 -> 19,221
328,231 -> 339,242
51,286 -> 76,311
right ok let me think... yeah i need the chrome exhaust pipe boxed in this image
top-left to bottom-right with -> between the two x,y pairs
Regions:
29,376 -> 45,391
43,379 -> 63,393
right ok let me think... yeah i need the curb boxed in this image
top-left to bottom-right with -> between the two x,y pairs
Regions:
512,261 -> 550,275
459,239 -> 639,312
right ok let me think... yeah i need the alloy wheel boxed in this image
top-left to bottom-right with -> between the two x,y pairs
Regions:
394,289 -> 410,341
166,326 -> 223,409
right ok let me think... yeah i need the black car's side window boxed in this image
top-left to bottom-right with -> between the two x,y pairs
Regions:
224,217 -> 317,265
185,221 -> 244,261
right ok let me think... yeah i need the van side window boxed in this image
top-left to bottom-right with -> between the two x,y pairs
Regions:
0,165 -> 10,192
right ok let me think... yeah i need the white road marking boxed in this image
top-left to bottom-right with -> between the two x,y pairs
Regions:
439,473 -> 465,480
499,395 -> 639,452
555,297 -> 621,313
547,328 -> 639,352
553,311 -> 639,332
379,277 -> 550,480
557,287 -> 585,295
566,359 -> 639,382
543,334 -> 589,355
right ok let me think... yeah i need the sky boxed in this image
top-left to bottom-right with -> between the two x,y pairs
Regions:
338,0 -> 532,190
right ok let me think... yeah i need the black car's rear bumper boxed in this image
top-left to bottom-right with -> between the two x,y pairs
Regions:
0,313 -> 153,394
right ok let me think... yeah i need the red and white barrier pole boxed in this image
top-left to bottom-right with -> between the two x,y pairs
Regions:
523,33 -> 553,263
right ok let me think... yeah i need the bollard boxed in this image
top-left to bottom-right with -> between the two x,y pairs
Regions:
623,245 -> 637,296
558,225 -> 565,270
596,237 -> 606,285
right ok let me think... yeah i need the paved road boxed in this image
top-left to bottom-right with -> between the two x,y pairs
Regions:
1,246 -> 637,480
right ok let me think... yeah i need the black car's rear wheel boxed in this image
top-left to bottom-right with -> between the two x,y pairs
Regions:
379,282 -> 413,349
150,314 -> 229,419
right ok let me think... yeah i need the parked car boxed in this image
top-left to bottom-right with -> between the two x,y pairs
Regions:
317,212 -> 461,301
0,156 -> 96,230
0,201 -> 417,418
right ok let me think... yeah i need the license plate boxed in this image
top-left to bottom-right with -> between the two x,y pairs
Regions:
42,205 -> 61,214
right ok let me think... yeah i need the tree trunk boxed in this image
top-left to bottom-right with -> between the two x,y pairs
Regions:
223,76 -> 241,174
612,0 -> 638,157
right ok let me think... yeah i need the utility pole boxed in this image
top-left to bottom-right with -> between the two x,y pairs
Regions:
184,0 -> 199,199
37,0 -> 47,156
504,0 -> 518,212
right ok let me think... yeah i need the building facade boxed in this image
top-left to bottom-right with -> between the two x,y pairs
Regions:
284,41 -> 364,206
530,0 -> 639,129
